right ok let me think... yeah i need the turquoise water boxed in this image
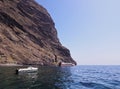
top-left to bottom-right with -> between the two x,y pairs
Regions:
0,66 -> 120,89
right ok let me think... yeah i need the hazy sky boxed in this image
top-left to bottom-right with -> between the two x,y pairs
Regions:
36,0 -> 120,65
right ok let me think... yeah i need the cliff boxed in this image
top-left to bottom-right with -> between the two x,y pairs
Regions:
0,0 -> 76,66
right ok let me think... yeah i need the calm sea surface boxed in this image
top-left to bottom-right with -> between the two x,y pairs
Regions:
0,65 -> 120,89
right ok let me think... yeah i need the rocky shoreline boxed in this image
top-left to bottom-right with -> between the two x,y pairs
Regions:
0,63 -> 23,66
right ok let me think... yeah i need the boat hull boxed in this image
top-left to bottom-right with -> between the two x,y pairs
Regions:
16,67 -> 38,74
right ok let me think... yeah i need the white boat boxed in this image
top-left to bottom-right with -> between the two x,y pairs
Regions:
59,62 -> 75,67
16,66 -> 38,74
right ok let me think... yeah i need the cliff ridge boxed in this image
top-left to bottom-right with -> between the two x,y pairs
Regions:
0,0 -> 76,66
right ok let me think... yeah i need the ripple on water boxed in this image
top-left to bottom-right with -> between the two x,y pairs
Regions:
79,82 -> 112,89
0,66 -> 120,89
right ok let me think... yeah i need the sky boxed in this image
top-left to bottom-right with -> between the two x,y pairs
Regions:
36,0 -> 120,65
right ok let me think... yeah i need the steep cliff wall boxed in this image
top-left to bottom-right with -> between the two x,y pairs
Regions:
0,0 -> 76,66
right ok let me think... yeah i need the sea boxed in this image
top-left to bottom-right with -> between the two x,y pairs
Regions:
0,65 -> 120,89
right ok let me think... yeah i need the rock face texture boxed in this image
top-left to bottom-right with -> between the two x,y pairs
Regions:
0,0 -> 76,65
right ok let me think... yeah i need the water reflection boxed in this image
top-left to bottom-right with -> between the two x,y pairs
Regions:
1,66 -> 120,89
35,67 -> 72,89
18,72 -> 38,81
0,66 -> 73,89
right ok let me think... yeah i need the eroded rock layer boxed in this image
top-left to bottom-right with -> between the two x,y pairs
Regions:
0,0 -> 76,66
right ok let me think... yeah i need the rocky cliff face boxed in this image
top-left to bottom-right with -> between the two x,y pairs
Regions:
0,0 -> 76,66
